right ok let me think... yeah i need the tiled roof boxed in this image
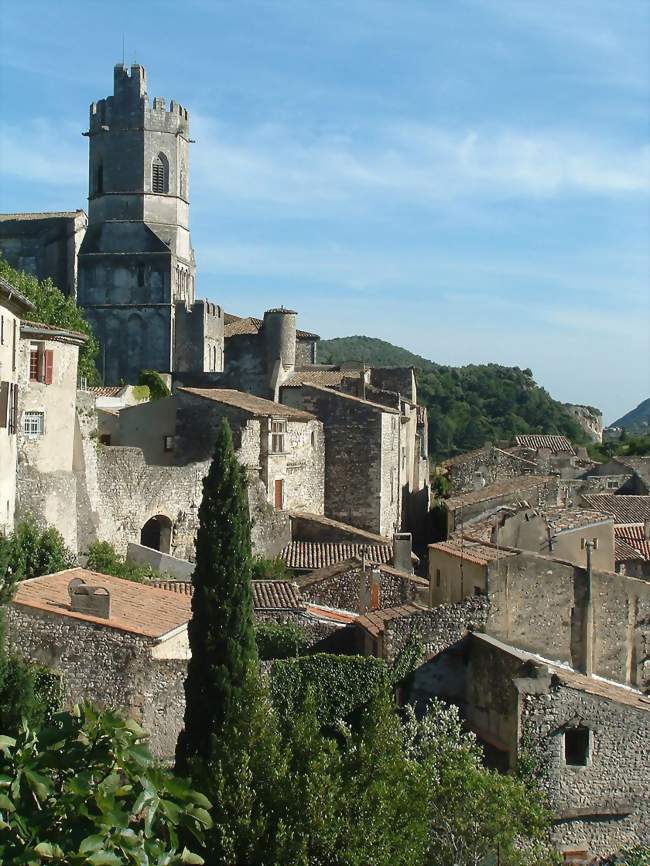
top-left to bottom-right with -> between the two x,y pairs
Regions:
21,320 -> 88,344
178,387 -> 316,421
615,538 -> 644,562
356,604 -> 421,638
149,579 -> 304,611
305,604 -> 358,624
514,434 -> 575,454
223,313 -> 319,340
87,386 -> 125,397
445,475 -> 557,510
471,633 -> 650,712
13,568 -> 191,639
541,506 -> 613,532
429,539 -> 518,566
282,369 -> 352,388
281,541 -> 392,570
0,210 -> 86,221
0,274 -> 35,312
614,524 -> 650,561
580,495 -> 650,525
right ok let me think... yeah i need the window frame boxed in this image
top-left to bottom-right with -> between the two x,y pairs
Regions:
563,727 -> 591,768
163,434 -> 175,452
23,410 -> 45,438
270,419 -> 287,454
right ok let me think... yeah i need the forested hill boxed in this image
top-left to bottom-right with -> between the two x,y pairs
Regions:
318,336 -> 588,462
611,398 -> 650,435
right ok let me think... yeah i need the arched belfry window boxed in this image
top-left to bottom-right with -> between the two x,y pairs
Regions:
152,153 -> 169,194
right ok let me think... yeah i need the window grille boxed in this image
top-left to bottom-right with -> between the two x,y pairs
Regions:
271,420 -> 286,454
24,411 -> 45,437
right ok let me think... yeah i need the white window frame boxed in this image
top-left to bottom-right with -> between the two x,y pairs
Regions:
24,411 -> 45,438
270,419 -> 286,454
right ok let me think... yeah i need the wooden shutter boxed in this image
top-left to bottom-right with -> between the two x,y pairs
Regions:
44,350 -> 54,385
0,381 -> 8,428
274,479 -> 284,511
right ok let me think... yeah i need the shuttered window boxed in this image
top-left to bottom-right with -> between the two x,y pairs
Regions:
28,346 -> 54,384
152,153 -> 168,193
29,349 -> 40,381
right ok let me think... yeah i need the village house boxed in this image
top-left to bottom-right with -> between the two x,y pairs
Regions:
0,275 -> 34,534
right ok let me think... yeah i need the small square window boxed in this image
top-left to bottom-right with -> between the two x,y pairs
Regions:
163,435 -> 175,452
99,434 -> 111,446
24,411 -> 45,437
564,727 -> 590,767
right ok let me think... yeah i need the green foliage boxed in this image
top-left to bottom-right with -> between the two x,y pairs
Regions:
0,703 -> 211,865
255,621 -> 310,660
270,653 -> 390,727
85,541 -> 157,583
176,418 -> 258,771
131,384 -> 151,402
138,369 -> 171,400
0,256 -> 100,385
317,334 -> 589,462
602,847 -> 650,866
250,555 -> 291,580
588,432 -> 650,461
390,628 -> 424,688
2,515 -> 75,582
0,655 -> 63,736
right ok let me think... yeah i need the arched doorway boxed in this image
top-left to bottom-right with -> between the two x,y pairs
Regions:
140,515 -> 172,554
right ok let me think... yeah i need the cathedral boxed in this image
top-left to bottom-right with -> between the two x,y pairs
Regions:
76,64 -> 223,384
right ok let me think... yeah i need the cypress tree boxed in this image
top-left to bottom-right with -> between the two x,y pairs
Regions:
176,418 -> 258,772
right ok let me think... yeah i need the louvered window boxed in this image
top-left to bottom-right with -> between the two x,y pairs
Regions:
152,153 -> 168,193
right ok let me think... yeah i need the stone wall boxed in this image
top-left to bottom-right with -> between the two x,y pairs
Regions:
522,683 -> 649,857
297,563 -> 425,614
443,446 -> 541,496
16,465 -> 78,551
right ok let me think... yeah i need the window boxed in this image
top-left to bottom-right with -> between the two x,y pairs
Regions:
99,434 -> 111,446
24,411 -> 45,437
29,349 -> 40,381
28,346 -> 54,384
564,727 -> 590,767
137,262 -> 145,287
152,153 -> 169,193
436,569 -> 441,587
271,419 -> 286,454
163,435 -> 175,452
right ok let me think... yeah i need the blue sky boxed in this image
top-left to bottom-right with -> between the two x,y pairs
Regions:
1,0 -> 648,423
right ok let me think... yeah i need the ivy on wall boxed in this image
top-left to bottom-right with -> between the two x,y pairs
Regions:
255,622 -> 310,661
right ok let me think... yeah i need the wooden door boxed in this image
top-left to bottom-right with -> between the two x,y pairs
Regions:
274,479 -> 284,511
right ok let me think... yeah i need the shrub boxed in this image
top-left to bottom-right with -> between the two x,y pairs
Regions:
2,516 -> 75,581
251,555 -> 291,580
138,369 -> 171,399
255,621 -> 310,660
270,653 -> 389,727
85,540 -> 158,583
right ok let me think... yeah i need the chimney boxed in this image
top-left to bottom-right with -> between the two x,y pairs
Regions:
68,577 -> 111,619
393,532 -> 413,574
359,365 -> 367,400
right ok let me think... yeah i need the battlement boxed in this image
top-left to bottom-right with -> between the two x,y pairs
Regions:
89,64 -> 188,130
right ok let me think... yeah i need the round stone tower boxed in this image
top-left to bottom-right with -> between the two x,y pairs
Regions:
263,307 -> 297,372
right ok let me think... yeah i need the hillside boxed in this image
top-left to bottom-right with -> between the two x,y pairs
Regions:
318,335 -> 588,462
610,398 -> 650,435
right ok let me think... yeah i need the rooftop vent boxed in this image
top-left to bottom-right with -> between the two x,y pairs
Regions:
68,577 -> 111,619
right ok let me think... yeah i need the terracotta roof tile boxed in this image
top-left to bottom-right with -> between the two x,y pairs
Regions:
223,313 -> 319,340
356,603 -> 420,636
282,370 -> 353,388
87,386 -> 125,397
13,568 -> 191,639
580,495 -> 650,525
149,579 -> 304,611
281,541 -> 392,570
615,538 -> 645,562
178,387 -> 315,421
306,605 -> 358,624
514,434 -> 575,454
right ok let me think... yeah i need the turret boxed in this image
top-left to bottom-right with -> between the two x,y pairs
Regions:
263,308 -> 297,372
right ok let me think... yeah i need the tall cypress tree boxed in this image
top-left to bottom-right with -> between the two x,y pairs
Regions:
176,418 -> 258,772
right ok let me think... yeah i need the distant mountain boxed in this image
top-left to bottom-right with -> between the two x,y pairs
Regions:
318,336 -> 437,371
318,335 -> 589,462
610,398 -> 650,435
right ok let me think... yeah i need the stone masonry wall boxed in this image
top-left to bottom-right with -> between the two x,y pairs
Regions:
298,564 -> 424,614
444,446 -> 540,496
522,685 -> 649,857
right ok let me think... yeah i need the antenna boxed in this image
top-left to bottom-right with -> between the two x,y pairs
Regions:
121,33 -> 125,65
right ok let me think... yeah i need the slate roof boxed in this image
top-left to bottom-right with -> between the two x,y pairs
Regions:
471,633 -> 650,712
514,434 -> 575,455
281,541 -> 393,570
445,475 -> 557,510
429,539 -> 518,566
223,313 -> 319,341
580,495 -> 650,525
178,387 -> 316,421
149,579 -> 305,611
12,568 -> 191,639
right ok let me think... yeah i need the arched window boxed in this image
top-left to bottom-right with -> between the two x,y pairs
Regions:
96,163 -> 103,195
152,153 -> 169,193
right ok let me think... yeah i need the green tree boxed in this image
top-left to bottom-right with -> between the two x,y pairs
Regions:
138,369 -> 171,400
85,540 -> 157,583
0,703 -> 212,865
0,256 -> 99,385
4,516 -> 74,581
176,417 -> 257,767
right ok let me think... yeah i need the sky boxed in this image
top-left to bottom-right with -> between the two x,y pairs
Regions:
1,0 -> 648,423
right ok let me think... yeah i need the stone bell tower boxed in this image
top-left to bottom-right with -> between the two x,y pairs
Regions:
78,63 -> 207,384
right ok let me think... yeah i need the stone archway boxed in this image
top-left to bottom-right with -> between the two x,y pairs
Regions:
140,514 -> 172,554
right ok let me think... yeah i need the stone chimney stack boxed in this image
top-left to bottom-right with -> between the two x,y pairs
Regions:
393,532 -> 413,574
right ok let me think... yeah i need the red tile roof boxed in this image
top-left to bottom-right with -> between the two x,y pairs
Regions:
13,568 -> 191,639
149,579 -> 304,611
356,604 -> 421,637
615,538 -> 645,562
305,605 -> 358,624
281,541 -> 392,570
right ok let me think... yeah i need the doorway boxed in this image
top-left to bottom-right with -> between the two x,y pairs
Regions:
140,514 -> 172,553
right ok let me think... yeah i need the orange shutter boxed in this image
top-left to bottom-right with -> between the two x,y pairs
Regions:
370,583 -> 380,609
44,350 -> 54,385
